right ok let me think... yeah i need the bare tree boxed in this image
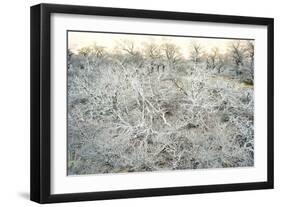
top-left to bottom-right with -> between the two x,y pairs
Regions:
230,40 -> 245,72
115,40 -> 144,67
78,46 -> 92,57
189,42 -> 204,70
230,41 -> 245,66
143,41 -> 162,60
162,42 -> 181,65
206,47 -> 219,70
246,41 -> 254,64
229,41 -> 247,76
78,43 -> 106,58
245,40 -> 254,80
92,44 -> 106,58
119,39 -> 138,56
143,42 -> 166,74
216,55 -> 227,74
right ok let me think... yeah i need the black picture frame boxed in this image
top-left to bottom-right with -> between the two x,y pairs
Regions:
30,3 -> 274,204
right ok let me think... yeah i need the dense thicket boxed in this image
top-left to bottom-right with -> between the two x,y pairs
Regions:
67,40 -> 254,175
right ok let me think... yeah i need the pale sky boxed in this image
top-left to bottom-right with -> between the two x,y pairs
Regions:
68,31 -> 251,58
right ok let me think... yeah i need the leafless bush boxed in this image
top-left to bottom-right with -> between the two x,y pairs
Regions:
67,39 -> 254,175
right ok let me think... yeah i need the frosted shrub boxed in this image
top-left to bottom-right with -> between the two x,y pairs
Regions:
67,40 -> 254,175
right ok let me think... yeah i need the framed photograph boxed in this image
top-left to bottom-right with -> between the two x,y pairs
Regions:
30,3 -> 274,203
